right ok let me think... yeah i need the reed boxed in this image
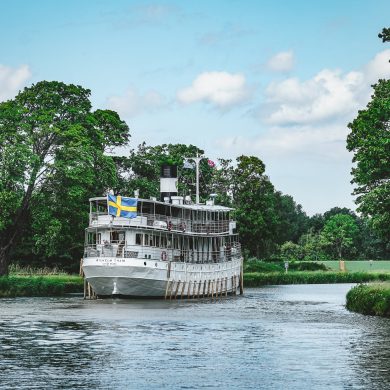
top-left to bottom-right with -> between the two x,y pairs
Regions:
244,271 -> 390,287
0,275 -> 83,298
346,283 -> 390,318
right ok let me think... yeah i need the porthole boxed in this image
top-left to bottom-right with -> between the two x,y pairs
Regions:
144,261 -> 147,266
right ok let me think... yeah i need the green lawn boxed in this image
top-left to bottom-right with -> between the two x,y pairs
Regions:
318,260 -> 390,272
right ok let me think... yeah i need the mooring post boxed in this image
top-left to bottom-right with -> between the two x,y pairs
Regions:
239,261 -> 244,295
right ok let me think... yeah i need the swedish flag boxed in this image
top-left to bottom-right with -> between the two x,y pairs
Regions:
107,194 -> 138,218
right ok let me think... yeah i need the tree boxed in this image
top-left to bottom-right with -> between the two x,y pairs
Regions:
378,27 -> 390,43
274,193 -> 309,244
320,214 -> 359,259
0,81 -> 130,274
346,30 -> 390,240
231,155 -> 279,258
114,143 -> 215,202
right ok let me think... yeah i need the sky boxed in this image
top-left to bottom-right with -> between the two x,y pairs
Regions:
1,0 -> 389,215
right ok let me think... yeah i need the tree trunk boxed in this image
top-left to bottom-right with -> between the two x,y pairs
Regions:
0,246 -> 10,276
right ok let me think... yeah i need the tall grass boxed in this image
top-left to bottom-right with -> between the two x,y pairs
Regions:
0,275 -> 83,298
346,283 -> 390,318
244,271 -> 390,287
8,264 -> 68,276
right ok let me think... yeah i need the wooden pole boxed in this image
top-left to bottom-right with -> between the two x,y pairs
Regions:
164,280 -> 171,300
79,258 -> 84,277
83,278 -> 87,299
180,281 -> 186,299
187,281 -> 192,299
239,262 -> 244,295
225,277 -> 228,297
174,280 -> 181,299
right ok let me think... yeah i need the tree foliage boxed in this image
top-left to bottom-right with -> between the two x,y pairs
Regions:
320,214 -> 359,259
0,81 -> 130,274
346,33 -> 390,239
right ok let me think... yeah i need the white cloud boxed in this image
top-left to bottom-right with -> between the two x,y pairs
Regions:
0,64 -> 31,102
176,71 -> 250,109
216,49 -> 390,161
262,49 -> 390,126
266,51 -> 295,72
107,87 -> 167,118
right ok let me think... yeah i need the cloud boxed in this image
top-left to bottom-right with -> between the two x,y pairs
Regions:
261,49 -> 390,126
217,49 -> 390,159
0,64 -> 31,102
107,86 -> 167,118
266,51 -> 295,72
176,71 -> 250,109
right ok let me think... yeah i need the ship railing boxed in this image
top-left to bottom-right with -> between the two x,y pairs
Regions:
90,211 -> 232,234
144,212 -> 231,234
84,242 -> 241,263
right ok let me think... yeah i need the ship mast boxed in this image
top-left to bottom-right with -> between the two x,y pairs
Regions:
188,154 -> 202,204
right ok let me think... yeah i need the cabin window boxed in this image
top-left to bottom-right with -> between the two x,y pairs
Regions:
155,235 -> 160,247
149,235 -> 154,246
144,234 -> 149,246
97,233 -> 101,244
88,232 -> 96,245
136,233 -> 142,245
110,231 -> 125,243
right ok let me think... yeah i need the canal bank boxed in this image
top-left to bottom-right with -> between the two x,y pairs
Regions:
2,270 -> 390,297
1,270 -> 390,297
346,282 -> 390,318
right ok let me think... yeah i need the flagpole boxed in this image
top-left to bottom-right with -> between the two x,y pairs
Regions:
196,153 -> 200,204
187,154 -> 202,204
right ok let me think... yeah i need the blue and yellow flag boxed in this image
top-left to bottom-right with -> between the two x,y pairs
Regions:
107,194 -> 138,218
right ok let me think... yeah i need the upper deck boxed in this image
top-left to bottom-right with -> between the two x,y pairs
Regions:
89,197 -> 236,236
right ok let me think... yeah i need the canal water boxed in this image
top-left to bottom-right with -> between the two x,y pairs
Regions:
0,284 -> 389,389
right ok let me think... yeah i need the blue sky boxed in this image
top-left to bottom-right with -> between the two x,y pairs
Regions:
1,0 -> 389,214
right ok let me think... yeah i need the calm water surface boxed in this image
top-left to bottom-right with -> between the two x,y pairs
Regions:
0,284 -> 389,389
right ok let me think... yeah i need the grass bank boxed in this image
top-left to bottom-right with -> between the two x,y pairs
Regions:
317,260 -> 390,272
0,275 -> 83,298
243,271 -> 390,287
346,283 -> 390,318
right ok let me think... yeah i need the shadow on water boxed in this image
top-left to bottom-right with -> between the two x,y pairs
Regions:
0,285 -> 389,389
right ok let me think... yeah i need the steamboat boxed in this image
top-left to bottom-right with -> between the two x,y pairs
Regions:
82,161 -> 243,298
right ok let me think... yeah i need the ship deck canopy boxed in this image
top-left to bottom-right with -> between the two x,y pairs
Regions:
89,197 -> 234,212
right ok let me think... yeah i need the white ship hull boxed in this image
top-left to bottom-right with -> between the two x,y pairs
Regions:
83,257 -> 242,298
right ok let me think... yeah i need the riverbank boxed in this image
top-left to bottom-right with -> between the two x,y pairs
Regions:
1,268 -> 390,298
244,271 -> 390,287
0,275 -> 83,297
346,283 -> 390,318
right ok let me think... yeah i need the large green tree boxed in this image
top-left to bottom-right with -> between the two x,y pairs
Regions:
114,143 -> 215,202
231,155 -> 279,258
0,81 -> 130,274
320,214 -> 359,259
346,29 -> 390,240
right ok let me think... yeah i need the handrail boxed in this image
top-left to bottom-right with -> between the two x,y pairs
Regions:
84,242 -> 241,263
90,211 -> 233,234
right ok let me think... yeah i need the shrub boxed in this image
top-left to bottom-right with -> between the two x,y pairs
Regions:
346,283 -> 390,317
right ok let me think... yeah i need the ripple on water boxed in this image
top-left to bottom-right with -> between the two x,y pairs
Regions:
0,285 -> 389,389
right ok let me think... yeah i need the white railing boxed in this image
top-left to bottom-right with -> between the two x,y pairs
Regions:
84,242 -> 241,264
89,211 -> 232,235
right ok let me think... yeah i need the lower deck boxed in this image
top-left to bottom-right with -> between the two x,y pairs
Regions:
82,257 -> 243,298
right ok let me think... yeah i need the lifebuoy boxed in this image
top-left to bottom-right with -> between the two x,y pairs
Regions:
161,251 -> 167,261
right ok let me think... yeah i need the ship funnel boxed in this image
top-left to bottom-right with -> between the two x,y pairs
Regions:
160,164 -> 178,202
